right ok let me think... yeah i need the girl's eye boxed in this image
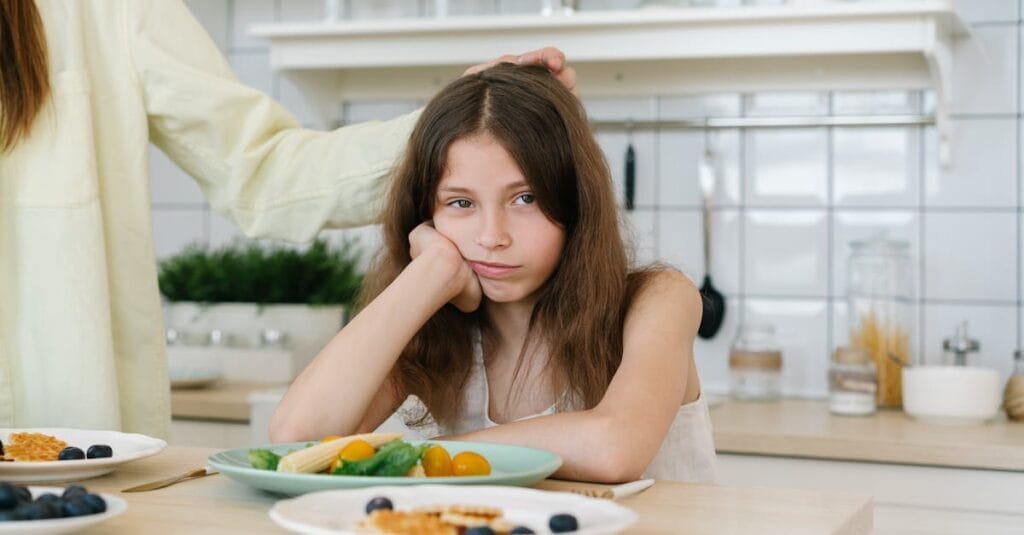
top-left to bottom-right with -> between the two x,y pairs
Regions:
514,193 -> 535,205
449,199 -> 472,209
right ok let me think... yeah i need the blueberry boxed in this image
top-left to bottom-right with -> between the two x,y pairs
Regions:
62,485 -> 88,500
86,445 -> 113,459
80,493 -> 107,514
19,501 -> 60,520
35,491 -> 59,504
60,497 -> 95,518
0,505 -> 26,521
58,446 -> 85,460
549,513 -> 578,533
0,483 -> 19,510
364,496 -> 393,515
464,527 -> 495,535
14,485 -> 30,503
510,527 -> 536,534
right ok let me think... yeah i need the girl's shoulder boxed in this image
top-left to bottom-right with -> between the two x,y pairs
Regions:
625,267 -> 702,329
628,267 -> 700,302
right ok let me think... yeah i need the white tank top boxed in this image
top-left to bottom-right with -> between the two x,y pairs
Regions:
402,339 -> 718,483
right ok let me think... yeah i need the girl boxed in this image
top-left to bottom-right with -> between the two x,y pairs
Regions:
270,63 -> 716,483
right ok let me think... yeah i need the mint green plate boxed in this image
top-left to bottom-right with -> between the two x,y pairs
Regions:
208,440 -> 562,496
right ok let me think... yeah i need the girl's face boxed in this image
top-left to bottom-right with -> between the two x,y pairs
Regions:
433,133 -> 565,304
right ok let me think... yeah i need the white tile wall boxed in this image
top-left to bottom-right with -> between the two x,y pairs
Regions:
923,212 -> 1017,302
744,129 -> 828,207
744,210 -> 829,297
149,0 -> 1024,397
833,127 -> 919,207
952,0 -> 1019,24
950,25 -> 1018,115
925,119 -> 1017,208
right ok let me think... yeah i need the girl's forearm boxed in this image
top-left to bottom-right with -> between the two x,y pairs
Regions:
270,248 -> 463,441
446,409 -> 656,483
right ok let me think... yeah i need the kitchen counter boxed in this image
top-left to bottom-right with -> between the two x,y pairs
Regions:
78,446 -> 871,534
711,399 -> 1024,471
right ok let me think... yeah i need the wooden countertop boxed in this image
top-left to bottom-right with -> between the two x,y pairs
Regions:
711,399 -> 1024,471
171,383 -> 285,422
76,446 -> 871,534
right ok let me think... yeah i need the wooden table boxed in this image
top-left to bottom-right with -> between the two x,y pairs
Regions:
67,446 -> 871,534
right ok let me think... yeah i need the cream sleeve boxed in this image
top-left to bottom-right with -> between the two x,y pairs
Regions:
125,0 -> 420,240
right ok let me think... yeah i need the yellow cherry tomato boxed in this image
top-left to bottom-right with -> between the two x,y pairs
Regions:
451,451 -> 491,477
339,439 -> 376,462
320,435 -> 342,443
421,445 -> 453,477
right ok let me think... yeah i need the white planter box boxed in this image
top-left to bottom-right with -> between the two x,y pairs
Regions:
163,302 -> 346,376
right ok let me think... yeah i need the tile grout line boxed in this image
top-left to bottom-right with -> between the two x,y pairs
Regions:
737,94 -> 749,328
1017,16 -> 1022,352
918,88 -> 927,365
825,90 -> 835,359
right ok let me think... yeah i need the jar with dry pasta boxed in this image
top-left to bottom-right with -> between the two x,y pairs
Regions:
846,238 -> 914,408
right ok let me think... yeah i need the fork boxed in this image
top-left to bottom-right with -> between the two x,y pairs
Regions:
121,466 -> 219,492
568,478 -> 655,499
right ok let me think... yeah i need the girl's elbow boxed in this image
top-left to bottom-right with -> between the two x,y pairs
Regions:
584,416 -> 650,483
592,445 -> 648,483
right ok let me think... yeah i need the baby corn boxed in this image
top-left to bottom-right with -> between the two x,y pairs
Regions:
276,432 -> 402,473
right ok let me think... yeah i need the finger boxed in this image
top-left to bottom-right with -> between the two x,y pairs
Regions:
516,47 -> 565,72
553,66 -> 579,98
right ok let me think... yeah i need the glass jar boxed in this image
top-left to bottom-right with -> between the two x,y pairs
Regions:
846,237 -> 914,408
729,324 -> 782,401
828,346 -> 877,416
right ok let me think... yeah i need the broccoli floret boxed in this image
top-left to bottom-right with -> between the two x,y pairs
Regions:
248,449 -> 281,471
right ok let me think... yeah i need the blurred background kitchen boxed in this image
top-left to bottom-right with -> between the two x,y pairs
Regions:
157,2 -> 1022,532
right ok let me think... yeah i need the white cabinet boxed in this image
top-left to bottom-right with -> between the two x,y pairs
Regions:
717,454 -> 1024,534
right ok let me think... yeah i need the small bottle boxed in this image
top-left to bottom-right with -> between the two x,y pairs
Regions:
829,346 -> 877,416
729,324 -> 783,401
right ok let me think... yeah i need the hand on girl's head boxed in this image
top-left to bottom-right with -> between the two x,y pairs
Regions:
408,222 -> 482,313
463,47 -> 579,98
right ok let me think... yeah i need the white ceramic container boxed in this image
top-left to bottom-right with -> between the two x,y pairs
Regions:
902,366 -> 1002,425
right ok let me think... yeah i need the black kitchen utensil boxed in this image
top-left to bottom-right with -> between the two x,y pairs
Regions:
624,143 -> 636,211
697,137 -> 725,339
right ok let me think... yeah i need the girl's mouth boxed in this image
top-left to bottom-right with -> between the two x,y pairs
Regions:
468,260 -> 520,278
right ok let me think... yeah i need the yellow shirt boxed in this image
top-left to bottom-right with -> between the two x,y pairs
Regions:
0,0 -> 419,437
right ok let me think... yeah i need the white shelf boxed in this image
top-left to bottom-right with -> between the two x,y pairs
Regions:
250,1 -> 967,163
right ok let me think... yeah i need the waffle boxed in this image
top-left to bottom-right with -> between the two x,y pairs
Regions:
2,432 -> 68,461
413,504 -> 502,520
354,510 -> 457,535
358,505 -> 511,535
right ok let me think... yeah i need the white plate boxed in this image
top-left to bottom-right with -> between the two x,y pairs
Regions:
270,485 -> 637,535
0,486 -> 127,534
0,428 -> 166,483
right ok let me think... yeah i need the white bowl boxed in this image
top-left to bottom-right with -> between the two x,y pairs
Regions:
902,366 -> 1002,425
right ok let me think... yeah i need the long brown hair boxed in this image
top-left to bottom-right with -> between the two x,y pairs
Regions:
0,0 -> 49,151
360,63 -> 656,428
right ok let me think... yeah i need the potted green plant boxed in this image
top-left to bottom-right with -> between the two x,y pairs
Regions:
158,238 -> 365,371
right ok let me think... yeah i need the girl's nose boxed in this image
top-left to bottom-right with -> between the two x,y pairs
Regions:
475,211 -> 511,250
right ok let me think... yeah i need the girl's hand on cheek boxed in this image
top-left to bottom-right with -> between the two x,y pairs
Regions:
408,222 -> 482,313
